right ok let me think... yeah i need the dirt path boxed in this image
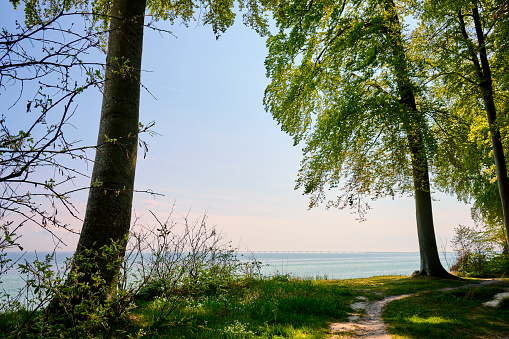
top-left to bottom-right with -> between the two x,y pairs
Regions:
329,279 -> 503,339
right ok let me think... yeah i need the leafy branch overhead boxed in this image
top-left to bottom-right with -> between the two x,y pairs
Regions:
264,0 -> 432,212
19,0 -> 272,40
264,0 -> 465,277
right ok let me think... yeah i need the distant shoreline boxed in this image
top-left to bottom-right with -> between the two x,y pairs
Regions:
237,251 -> 421,254
4,250 -> 424,253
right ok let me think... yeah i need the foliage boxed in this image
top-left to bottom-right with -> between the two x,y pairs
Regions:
450,224 -> 509,277
411,0 -> 509,244
262,0 -> 453,278
0,245 -> 141,338
132,209 -> 262,303
17,0 -> 272,41
263,0 -> 442,218
0,210 -> 265,337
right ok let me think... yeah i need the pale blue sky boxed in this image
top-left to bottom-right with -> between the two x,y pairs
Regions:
2,5 -> 475,252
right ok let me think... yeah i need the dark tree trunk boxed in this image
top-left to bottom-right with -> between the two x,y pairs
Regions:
467,5 -> 509,248
74,0 -> 146,296
407,117 -> 453,278
384,0 -> 454,278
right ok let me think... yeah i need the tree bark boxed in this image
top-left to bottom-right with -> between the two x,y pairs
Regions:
384,0 -> 454,278
74,0 -> 146,296
407,118 -> 452,277
469,4 -> 509,248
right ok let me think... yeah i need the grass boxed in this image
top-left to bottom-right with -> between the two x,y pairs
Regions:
384,280 -> 509,339
126,275 -> 472,338
319,275 -> 470,300
130,276 -> 355,338
0,275 -> 503,338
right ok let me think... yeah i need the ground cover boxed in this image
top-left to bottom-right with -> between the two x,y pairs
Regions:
384,280 -> 509,339
0,275 -> 497,338
123,275 -> 471,338
320,275 -> 469,300
130,276 -> 354,338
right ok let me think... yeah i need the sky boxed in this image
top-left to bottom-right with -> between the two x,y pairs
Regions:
1,4 -> 476,253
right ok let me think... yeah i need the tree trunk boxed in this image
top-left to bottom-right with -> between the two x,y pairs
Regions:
408,122 -> 452,277
74,0 -> 146,296
384,0 -> 454,278
470,5 -> 509,248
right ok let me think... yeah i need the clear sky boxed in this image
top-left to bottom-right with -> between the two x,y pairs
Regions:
2,4 -> 475,253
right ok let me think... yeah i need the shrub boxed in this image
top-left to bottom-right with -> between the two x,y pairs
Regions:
0,210 -> 256,338
450,224 -> 508,277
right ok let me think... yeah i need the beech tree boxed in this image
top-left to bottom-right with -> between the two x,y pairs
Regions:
20,0 -> 270,298
413,0 -> 509,247
264,0 -> 452,277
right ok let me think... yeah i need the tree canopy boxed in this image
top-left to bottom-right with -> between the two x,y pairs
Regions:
412,0 -> 509,246
264,0 -> 435,215
264,0 -> 455,277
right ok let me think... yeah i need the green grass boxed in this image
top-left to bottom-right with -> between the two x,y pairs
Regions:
319,275 -> 470,300
0,275 -> 499,338
384,280 -> 509,339
126,275 -> 473,338
130,276 -> 355,338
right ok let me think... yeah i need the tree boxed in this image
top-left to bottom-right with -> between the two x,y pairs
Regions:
414,0 -> 509,247
22,0 -> 271,299
71,0 -> 147,298
264,0 -> 452,277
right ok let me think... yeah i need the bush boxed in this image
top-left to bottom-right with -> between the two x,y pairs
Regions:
451,252 -> 490,277
450,224 -> 509,277
0,211 -> 259,338
488,253 -> 509,277
450,251 -> 509,278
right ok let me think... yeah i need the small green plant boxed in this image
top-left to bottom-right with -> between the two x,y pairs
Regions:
0,240 -> 146,339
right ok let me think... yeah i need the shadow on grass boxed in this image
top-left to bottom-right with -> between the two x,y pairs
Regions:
384,282 -> 509,339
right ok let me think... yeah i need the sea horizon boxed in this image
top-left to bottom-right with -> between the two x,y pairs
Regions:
1,251 -> 455,298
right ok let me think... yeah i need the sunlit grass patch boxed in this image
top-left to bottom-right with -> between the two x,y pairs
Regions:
407,315 -> 456,324
320,275 -> 470,300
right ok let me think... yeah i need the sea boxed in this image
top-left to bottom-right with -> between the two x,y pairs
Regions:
1,251 -> 455,299
245,251 -> 454,279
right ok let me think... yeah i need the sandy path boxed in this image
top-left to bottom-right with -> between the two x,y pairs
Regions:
330,294 -> 410,338
329,279 -> 503,339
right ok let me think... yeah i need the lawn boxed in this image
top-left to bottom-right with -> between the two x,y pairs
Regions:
384,280 -> 509,339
